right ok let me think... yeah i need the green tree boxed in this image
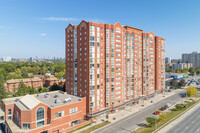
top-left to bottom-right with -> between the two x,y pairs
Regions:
55,71 -> 65,79
170,79 -> 178,86
55,64 -> 65,73
196,69 -> 200,75
178,79 -> 186,87
0,76 -> 8,107
39,67 -> 47,75
146,117 -> 157,127
15,68 -> 22,75
189,67 -> 195,75
49,83 -> 62,91
15,81 -> 29,96
38,87 -> 49,93
187,86 -> 197,97
29,87 -> 38,94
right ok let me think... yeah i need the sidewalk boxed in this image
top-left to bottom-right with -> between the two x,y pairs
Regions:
97,89 -> 182,124
157,100 -> 200,133
74,89 -> 183,133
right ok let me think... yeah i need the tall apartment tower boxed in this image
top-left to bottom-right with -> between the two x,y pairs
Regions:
182,52 -> 200,68
65,20 -> 165,118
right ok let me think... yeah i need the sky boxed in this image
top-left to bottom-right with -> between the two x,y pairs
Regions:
0,0 -> 200,59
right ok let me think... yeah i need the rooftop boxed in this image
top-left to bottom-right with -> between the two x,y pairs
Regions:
3,91 -> 83,110
6,78 -> 42,84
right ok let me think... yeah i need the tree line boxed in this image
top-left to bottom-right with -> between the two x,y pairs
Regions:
166,67 -> 200,75
0,61 -> 65,81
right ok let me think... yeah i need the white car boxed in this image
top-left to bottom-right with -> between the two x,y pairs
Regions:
165,103 -> 172,108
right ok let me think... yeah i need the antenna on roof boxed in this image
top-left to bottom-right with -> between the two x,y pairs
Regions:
55,99 -> 61,104
45,93 -> 49,98
37,93 -> 42,97
54,94 -> 59,98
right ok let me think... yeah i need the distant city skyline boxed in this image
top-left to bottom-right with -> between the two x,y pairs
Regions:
1,0 -> 200,58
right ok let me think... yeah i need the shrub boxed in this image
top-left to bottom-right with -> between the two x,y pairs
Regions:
175,104 -> 185,110
146,117 -> 156,127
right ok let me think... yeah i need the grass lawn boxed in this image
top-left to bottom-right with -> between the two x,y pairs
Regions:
133,101 -> 198,133
67,121 -> 96,133
79,121 -> 111,133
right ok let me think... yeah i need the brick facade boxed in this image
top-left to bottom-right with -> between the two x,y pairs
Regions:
65,20 -> 165,118
2,91 -> 87,133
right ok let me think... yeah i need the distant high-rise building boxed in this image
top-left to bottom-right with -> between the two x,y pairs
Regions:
165,57 -> 171,64
182,52 -> 200,68
172,63 -> 193,71
3,57 -> 11,62
30,57 -> 33,62
65,20 -> 165,118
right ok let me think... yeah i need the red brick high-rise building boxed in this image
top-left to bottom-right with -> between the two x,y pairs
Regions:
65,20 -> 165,119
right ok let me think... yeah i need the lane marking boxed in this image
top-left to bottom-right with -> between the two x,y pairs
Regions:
196,128 -> 199,132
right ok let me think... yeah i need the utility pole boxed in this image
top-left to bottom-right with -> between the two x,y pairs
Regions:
155,103 -> 157,130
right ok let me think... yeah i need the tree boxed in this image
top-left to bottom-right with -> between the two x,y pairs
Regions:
196,69 -> 200,75
55,71 -> 65,79
187,86 -> 197,97
178,79 -> 186,87
29,87 -> 38,94
15,81 -> 29,96
15,68 -> 22,75
146,117 -> 157,127
182,68 -> 188,73
49,84 -> 62,91
176,69 -> 181,73
55,64 -> 65,73
189,67 -> 195,75
158,113 -> 166,122
106,114 -> 109,120
0,76 -> 8,107
170,79 -> 178,86
38,87 -> 49,93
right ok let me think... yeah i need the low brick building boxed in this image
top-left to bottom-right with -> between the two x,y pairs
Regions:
2,91 -> 87,133
45,78 -> 65,87
5,78 -> 43,92
45,77 -> 59,87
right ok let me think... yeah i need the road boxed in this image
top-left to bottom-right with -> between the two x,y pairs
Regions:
94,91 -> 185,133
167,106 -> 200,133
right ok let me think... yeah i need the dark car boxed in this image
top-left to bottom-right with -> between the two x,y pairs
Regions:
153,111 -> 160,115
159,107 -> 167,111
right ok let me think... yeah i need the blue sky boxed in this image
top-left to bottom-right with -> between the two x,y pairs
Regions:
0,0 -> 200,59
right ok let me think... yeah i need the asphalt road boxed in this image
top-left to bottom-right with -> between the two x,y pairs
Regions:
167,106 -> 200,133
94,90 -> 185,133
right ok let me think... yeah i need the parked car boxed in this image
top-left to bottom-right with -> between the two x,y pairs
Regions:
159,107 -> 167,111
165,103 -> 172,108
153,111 -> 160,115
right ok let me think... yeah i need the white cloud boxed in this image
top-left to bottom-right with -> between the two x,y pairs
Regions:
42,17 -> 78,22
40,33 -> 47,37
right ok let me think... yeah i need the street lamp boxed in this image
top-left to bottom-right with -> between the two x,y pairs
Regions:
154,101 -> 165,130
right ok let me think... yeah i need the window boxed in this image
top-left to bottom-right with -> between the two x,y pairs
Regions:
36,107 -> 45,127
8,109 -> 11,115
58,112 -> 62,117
55,112 -> 58,118
23,124 -> 30,129
69,107 -> 78,114
8,109 -> 11,120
